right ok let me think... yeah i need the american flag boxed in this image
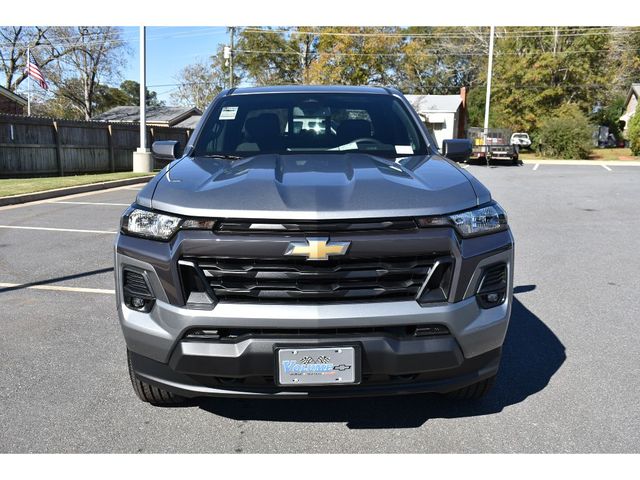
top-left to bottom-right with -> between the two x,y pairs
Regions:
25,55 -> 48,90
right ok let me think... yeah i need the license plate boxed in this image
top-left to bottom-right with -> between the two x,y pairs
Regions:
277,346 -> 357,386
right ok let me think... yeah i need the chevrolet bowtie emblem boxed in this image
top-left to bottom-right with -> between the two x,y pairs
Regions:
285,237 -> 350,261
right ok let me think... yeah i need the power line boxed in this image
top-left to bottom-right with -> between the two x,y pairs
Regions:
0,26 -> 227,50
234,47 -> 640,57
241,26 -> 640,39
2,26 -> 638,51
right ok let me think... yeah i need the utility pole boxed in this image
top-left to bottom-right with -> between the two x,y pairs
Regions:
483,25 -> 495,167
229,27 -> 235,89
133,25 -> 152,173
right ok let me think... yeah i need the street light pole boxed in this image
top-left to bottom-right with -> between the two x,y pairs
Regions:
483,25 -> 495,167
139,25 -> 147,152
133,25 -> 152,173
229,27 -> 235,89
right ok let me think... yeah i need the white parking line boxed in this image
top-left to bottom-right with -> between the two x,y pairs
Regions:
601,165 -> 612,171
0,282 -> 115,295
0,225 -> 116,234
48,201 -> 129,206
460,164 -> 469,169
532,163 -> 540,171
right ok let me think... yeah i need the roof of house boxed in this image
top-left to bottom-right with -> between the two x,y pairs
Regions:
626,83 -> 640,104
405,94 -> 462,113
93,105 -> 201,126
0,85 -> 28,106
173,115 -> 202,129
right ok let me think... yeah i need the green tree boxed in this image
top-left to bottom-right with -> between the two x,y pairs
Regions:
118,80 -> 163,107
608,27 -> 640,93
591,95 -> 626,140
31,87 -> 78,119
536,104 -> 594,159
398,27 -> 488,95
234,27 -> 306,85
94,80 -> 164,112
307,27 -> 404,86
487,27 -> 612,133
628,113 -> 640,156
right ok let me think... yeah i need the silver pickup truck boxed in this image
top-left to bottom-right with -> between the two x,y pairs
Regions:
115,85 -> 514,405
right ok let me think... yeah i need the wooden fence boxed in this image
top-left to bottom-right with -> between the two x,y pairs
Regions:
0,114 -> 193,178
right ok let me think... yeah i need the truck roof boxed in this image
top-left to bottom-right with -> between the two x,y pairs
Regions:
227,85 -> 395,96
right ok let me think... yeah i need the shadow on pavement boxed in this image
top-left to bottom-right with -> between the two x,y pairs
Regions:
0,267 -> 114,293
466,158 -> 525,168
198,287 -> 566,429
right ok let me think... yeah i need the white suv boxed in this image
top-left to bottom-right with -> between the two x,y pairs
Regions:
510,132 -> 532,149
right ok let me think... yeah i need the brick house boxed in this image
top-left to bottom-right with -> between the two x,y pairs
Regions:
0,85 -> 27,115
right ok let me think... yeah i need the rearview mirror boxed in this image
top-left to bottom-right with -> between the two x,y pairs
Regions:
152,140 -> 180,161
442,139 -> 472,162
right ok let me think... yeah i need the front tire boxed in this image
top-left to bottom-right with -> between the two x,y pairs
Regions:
127,350 -> 186,406
446,375 -> 496,400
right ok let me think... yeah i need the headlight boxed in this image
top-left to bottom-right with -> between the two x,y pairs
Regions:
448,203 -> 508,237
417,203 -> 508,237
121,207 -> 215,240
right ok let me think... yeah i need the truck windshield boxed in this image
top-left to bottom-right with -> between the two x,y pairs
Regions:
193,93 -> 430,158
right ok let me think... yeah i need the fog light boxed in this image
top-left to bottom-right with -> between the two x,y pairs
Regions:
122,268 -> 155,312
486,293 -> 500,303
131,297 -> 145,309
476,263 -> 508,309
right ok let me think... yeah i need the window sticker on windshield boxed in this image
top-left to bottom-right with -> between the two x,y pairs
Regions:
219,106 -> 238,120
330,142 -> 358,151
395,145 -> 414,154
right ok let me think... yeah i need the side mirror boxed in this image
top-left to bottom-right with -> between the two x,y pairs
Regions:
152,140 -> 180,161
442,139 -> 472,162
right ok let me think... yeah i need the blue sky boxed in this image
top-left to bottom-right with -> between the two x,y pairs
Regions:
121,26 -> 230,104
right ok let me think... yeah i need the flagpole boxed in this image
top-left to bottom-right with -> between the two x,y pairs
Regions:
26,46 -> 31,116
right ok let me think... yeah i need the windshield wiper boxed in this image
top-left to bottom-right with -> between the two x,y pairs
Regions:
200,154 -> 244,160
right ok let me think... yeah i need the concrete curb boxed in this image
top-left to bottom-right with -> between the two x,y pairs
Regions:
0,175 -> 154,207
521,159 -> 640,166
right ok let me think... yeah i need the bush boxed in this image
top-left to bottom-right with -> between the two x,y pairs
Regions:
536,106 -> 594,159
629,113 -> 640,156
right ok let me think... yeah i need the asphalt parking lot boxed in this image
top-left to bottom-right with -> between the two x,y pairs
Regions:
1,162 -> 639,453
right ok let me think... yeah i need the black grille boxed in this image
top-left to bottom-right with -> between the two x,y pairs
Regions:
182,256 -> 442,303
478,263 -> 507,293
123,269 -> 152,298
216,218 -> 417,233
183,325 -> 450,340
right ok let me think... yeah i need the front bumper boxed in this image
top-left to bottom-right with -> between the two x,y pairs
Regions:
129,346 -> 502,399
115,227 -> 513,398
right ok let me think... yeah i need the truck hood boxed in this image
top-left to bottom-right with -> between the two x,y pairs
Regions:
144,153 -> 483,220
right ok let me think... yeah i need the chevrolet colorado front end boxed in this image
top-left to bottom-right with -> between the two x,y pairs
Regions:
115,85 -> 514,405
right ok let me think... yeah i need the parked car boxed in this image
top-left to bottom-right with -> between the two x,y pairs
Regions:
118,85 -> 514,405
596,126 -> 618,148
510,132 -> 532,149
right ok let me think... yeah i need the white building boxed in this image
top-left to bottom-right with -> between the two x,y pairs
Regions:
405,91 -> 466,149
620,83 -> 639,137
